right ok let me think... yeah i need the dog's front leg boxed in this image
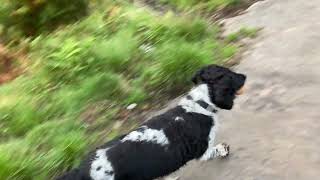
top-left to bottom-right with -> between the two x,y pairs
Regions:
200,143 -> 230,161
199,127 -> 230,161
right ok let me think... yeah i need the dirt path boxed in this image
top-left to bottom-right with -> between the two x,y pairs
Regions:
168,0 -> 320,179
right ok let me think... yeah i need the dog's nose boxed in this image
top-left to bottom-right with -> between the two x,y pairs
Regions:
236,86 -> 245,95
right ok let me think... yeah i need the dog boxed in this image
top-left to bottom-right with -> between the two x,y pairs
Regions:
56,65 -> 246,180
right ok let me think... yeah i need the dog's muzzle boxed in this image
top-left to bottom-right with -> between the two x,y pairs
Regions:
236,86 -> 245,95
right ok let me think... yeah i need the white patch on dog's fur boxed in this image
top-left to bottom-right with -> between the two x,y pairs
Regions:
122,126 -> 169,146
179,84 -> 222,161
175,116 -> 184,121
90,149 -> 114,180
178,84 -> 218,116
164,176 -> 180,180
200,124 -> 218,161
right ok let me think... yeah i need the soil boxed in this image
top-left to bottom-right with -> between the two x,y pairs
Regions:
0,44 -> 24,84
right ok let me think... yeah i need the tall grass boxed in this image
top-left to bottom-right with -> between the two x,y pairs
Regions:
0,2 -> 243,179
160,0 -> 242,11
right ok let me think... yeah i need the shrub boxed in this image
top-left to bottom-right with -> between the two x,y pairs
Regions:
0,97 -> 44,137
0,0 -> 88,38
30,35 -> 95,84
91,30 -> 139,73
26,120 -> 79,146
125,86 -> 148,104
30,29 -> 139,84
0,140 -> 39,180
143,39 -> 213,91
0,120 -> 89,180
137,13 -> 215,44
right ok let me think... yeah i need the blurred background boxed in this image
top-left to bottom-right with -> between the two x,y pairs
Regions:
0,0 -> 257,179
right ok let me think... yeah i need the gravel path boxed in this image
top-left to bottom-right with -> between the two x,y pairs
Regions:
168,0 -> 320,179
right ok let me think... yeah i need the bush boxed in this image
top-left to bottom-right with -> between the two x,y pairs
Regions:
0,140 -> 39,180
0,120 -> 90,180
0,95 -> 45,137
142,39 -> 213,91
0,0 -> 88,38
137,13 -> 216,44
30,29 -> 139,84
91,30 -> 139,73
55,73 -> 126,112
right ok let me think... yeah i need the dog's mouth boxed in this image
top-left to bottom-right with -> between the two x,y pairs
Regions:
236,86 -> 245,95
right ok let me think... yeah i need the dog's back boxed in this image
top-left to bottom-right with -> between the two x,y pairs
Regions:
56,106 -> 214,180
107,107 -> 213,180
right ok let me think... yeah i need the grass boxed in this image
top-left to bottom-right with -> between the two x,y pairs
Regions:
0,1 -> 255,180
160,0 -> 243,11
226,27 -> 259,42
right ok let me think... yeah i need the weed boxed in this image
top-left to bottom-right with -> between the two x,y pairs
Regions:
160,0 -> 242,11
226,27 -> 259,42
0,0 -> 88,38
143,39 -> 213,91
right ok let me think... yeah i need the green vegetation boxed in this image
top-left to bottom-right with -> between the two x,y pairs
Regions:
160,0 -> 242,11
0,0 -> 88,39
226,27 -> 259,42
0,0 -> 255,179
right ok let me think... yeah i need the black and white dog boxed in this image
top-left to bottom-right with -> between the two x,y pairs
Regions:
57,65 -> 246,180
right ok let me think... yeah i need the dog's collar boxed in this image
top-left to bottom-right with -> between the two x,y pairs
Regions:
186,95 -> 218,113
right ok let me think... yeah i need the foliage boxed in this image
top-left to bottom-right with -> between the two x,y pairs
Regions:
143,39 -> 213,90
160,0 -> 242,11
0,1 -> 249,179
0,0 -> 88,39
0,120 -> 90,180
226,27 -> 259,42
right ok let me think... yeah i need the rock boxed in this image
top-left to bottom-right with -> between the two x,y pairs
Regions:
126,103 -> 138,110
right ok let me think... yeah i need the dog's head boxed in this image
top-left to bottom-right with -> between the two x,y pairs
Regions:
192,65 -> 246,110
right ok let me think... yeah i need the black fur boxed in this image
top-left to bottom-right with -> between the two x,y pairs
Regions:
57,107 -> 212,180
192,65 -> 246,109
56,65 -> 246,180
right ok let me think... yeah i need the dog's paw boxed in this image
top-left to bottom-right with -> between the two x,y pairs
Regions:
164,176 -> 180,180
215,143 -> 230,157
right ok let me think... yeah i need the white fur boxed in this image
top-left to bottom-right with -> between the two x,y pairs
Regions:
174,116 -> 184,121
121,126 -> 169,146
90,149 -> 114,180
164,176 -> 180,180
178,84 -> 225,161
178,84 -> 218,117
215,143 -> 229,157
200,123 -> 218,161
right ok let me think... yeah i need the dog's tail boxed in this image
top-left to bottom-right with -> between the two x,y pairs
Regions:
55,168 -> 84,180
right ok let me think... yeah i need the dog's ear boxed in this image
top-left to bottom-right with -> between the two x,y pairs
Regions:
213,77 -> 235,110
191,69 -> 202,84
